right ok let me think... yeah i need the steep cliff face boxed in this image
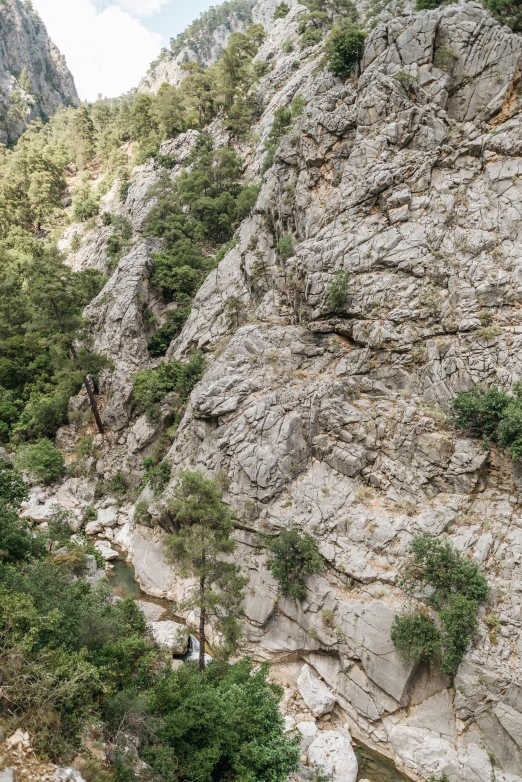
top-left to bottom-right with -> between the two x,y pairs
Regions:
35,0 -> 522,780
0,0 -> 78,144
138,0 -> 300,93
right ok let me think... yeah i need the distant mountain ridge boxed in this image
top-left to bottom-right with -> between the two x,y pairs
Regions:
0,0 -> 78,144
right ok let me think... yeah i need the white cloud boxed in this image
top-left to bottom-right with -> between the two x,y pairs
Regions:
114,0 -> 170,16
32,0 -> 163,101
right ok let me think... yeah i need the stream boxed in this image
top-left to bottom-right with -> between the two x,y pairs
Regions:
108,555 -> 410,782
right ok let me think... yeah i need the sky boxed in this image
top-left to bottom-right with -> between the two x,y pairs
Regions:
31,0 -> 216,101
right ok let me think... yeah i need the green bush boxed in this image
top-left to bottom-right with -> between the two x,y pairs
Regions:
328,269 -> 350,310
392,534 -> 489,674
147,307 -> 190,357
276,234 -> 294,260
274,1 -> 290,18
266,527 -> 324,601
0,457 -> 29,507
282,39 -> 295,53
325,23 -> 365,77
416,0 -> 447,8
142,457 -> 171,494
391,610 -> 440,665
300,28 -> 323,49
133,351 -> 204,422
484,0 -> 522,31
73,197 -> 99,222
16,439 -> 66,484
451,384 -> 522,460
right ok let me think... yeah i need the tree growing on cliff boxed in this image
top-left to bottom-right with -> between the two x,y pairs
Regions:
165,470 -> 247,670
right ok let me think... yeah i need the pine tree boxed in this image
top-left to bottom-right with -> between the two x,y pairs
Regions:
165,470 -> 247,671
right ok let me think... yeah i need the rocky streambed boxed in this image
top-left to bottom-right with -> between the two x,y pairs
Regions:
110,556 -> 408,782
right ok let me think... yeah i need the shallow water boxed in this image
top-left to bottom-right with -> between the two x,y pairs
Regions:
109,557 -> 410,782
355,741 -> 412,782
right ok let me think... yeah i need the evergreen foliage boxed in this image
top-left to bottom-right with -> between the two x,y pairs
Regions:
274,1 -> 290,18
484,0 -> 522,31
325,22 -> 365,77
166,471 -> 247,668
132,352 -> 204,422
451,384 -> 522,460
16,438 -> 65,484
391,534 -> 489,674
328,268 -> 350,310
266,527 -> 325,601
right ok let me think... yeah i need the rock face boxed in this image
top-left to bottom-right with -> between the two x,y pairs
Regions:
0,0 -> 78,143
55,0 -> 522,780
307,730 -> 358,782
138,0 -> 300,93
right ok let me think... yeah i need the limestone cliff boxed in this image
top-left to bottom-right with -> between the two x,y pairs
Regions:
0,0 -> 78,144
32,0 -> 522,780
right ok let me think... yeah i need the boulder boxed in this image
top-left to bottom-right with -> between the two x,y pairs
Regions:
94,541 -> 118,560
0,770 -> 14,782
150,620 -> 189,655
297,664 -> 336,717
54,770 -> 86,782
307,730 -> 358,782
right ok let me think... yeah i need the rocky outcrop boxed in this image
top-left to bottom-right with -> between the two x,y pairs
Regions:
138,0 -> 300,93
0,0 -> 78,143
53,0 -> 522,780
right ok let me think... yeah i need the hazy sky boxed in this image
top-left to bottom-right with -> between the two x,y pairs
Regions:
31,0 -> 216,101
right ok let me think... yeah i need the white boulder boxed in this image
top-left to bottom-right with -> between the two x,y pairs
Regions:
307,730 -> 358,782
297,664 -> 336,717
297,721 -> 318,737
94,541 -> 119,560
150,620 -> 189,654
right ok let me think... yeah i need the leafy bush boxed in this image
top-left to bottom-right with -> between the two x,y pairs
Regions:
0,457 -> 29,507
392,534 -> 489,674
274,1 -> 290,18
328,269 -> 350,310
266,527 -> 324,601
484,0 -> 522,31
16,439 -> 65,484
325,23 -> 365,77
451,384 -> 522,459
300,28 -> 322,49
108,659 -> 300,781
276,234 -> 294,260
147,307 -> 190,357
416,0 -> 447,8
133,352 -> 204,422
73,196 -> 99,222
391,610 -> 441,666
142,457 -> 171,494
282,38 -> 295,53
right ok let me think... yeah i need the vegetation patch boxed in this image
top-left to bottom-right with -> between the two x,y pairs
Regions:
451,383 -> 522,460
133,351 -> 204,422
391,533 -> 489,674
265,527 -> 325,601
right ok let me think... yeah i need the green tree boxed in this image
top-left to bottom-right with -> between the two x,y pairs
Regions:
16,438 -> 65,484
266,527 -> 324,601
325,22 -> 365,77
71,105 -> 96,168
274,1 -> 290,18
165,470 -> 247,670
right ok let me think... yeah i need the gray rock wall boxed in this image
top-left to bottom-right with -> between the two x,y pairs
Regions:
0,0 -> 78,143
55,1 -> 522,780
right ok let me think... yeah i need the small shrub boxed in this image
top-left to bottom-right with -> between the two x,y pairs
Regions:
133,351 -> 205,422
328,269 -> 350,310
416,0 -> 448,8
101,212 -> 113,226
73,197 -> 99,222
254,60 -> 271,77
274,1 -> 290,18
291,93 -> 306,116
450,384 -> 522,460
434,45 -> 456,69
282,39 -> 295,53
142,457 -> 171,494
300,28 -> 322,49
85,505 -> 98,521
484,0 -> 522,30
276,234 -> 294,260
266,527 -> 324,601
147,307 -> 190,357
394,69 -> 417,90
322,608 -> 335,627
70,234 -> 81,252
391,610 -> 441,665
325,23 -> 365,78
16,439 -> 65,484
107,471 -> 128,497
119,181 -> 131,203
